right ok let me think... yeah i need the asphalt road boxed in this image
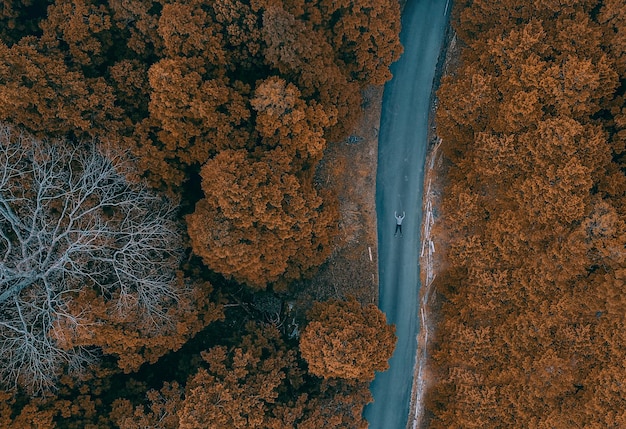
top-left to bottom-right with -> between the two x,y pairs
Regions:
363,1 -> 450,428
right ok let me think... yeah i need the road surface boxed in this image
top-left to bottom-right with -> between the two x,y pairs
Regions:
363,1 -> 450,428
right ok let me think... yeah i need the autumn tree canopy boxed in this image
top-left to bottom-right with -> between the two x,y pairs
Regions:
187,149 -> 338,290
251,76 -> 336,171
300,298 -> 396,381
177,324 -> 302,429
426,0 -> 626,427
109,322 -> 374,429
0,0 -> 403,297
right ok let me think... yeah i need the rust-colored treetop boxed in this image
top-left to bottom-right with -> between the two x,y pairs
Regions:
300,298 -> 396,381
186,149 -> 338,290
108,322 -> 373,429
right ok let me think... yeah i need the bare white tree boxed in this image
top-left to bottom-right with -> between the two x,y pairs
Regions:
0,124 -> 183,394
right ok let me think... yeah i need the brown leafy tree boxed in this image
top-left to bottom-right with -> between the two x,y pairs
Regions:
134,56 -> 251,188
111,382 -> 183,429
177,324 -> 302,429
251,76 -> 336,171
0,390 -> 56,429
106,59 -> 150,124
304,0 -> 403,85
111,323 -> 306,429
107,0 -> 163,58
0,38 -> 121,140
157,1 -> 227,63
300,298 -> 396,381
38,0 -> 114,69
187,149 -> 338,289
599,0 -> 626,76
260,5 -> 362,141
110,322 -> 373,429
296,379 -> 371,429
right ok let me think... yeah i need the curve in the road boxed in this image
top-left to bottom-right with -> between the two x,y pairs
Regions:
363,1 -> 450,428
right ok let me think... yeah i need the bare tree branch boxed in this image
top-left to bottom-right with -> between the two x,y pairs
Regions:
0,123 -> 183,394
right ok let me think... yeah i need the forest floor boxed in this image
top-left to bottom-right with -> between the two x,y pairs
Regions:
291,85 -> 382,312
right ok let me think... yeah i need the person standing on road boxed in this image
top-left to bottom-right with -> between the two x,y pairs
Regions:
394,211 -> 405,237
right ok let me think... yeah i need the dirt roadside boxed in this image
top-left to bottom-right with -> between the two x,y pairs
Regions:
292,85 -> 382,308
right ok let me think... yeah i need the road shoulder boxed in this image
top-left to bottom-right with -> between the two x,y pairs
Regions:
408,25 -> 461,429
292,85 -> 382,307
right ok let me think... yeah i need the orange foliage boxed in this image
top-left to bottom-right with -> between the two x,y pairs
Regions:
427,0 -> 626,427
260,4 -> 362,141
111,382 -> 183,429
39,0 -> 113,68
305,0 -> 402,85
58,277 -> 222,373
187,149 -> 338,289
178,325 -> 300,428
0,39 -> 121,139
300,298 -> 396,381
108,322 -> 374,428
251,76 -> 336,170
